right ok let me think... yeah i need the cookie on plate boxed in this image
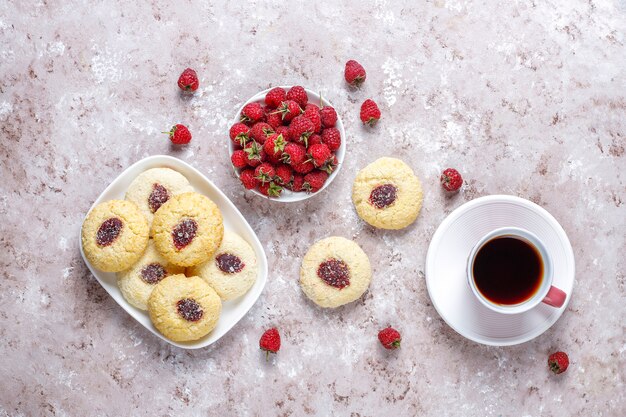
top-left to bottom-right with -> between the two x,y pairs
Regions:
152,192 -> 224,267
352,157 -> 423,230
125,168 -> 194,228
188,231 -> 257,301
148,274 -> 222,342
300,236 -> 372,308
81,200 -> 149,272
117,240 -> 185,310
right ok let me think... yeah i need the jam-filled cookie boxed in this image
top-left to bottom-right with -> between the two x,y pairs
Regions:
300,236 -> 372,308
125,168 -> 194,228
188,231 -> 257,301
148,274 -> 222,342
117,240 -> 185,310
152,192 -> 224,267
81,200 -> 149,272
352,157 -> 423,230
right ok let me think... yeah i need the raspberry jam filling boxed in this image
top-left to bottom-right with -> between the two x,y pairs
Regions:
317,258 -> 350,289
148,183 -> 170,213
172,219 -> 198,250
96,217 -> 123,246
369,184 -> 398,209
216,253 -> 245,274
140,263 -> 166,284
176,298 -> 203,322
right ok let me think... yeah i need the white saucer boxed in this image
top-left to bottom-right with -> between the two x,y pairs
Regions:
425,195 -> 575,346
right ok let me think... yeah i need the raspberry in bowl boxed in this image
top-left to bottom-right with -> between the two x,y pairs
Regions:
228,86 -> 346,202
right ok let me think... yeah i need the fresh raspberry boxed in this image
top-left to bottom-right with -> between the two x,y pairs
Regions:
274,100 -> 301,122
274,164 -> 293,185
258,182 -> 283,198
308,143 -> 331,167
360,99 -> 381,126
165,124 -> 192,145
254,163 -> 276,184
321,154 -> 338,174
288,174 -> 305,192
303,170 -> 328,192
239,169 -> 258,190
229,123 -> 250,146
241,102 -> 265,124
265,111 -> 283,129
291,159 -> 315,174
378,327 -> 401,350
265,87 -> 287,108
321,127 -> 341,151
230,150 -> 248,169
244,141 -> 263,167
440,168 -> 463,192
281,142 -> 307,166
275,125 -> 290,141
308,134 -> 322,147
263,133 -> 286,160
250,122 -> 274,145
548,351 -> 569,374
286,86 -> 308,108
320,105 -> 337,128
259,328 -> 281,359
345,60 -> 366,87
303,103 -> 322,133
289,116 -> 314,146
177,68 -> 199,92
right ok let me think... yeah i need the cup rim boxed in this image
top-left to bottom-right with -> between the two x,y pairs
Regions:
467,227 -> 553,315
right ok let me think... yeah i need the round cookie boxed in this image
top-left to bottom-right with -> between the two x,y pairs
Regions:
125,168 -> 194,228
300,236 -> 372,308
352,157 -> 423,230
148,274 -> 222,342
117,240 -> 185,310
81,200 -> 149,272
188,231 -> 257,301
152,192 -> 224,267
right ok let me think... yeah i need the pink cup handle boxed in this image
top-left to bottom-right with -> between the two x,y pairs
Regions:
542,286 -> 567,308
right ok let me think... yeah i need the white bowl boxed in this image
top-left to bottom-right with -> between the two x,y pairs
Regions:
229,86 -> 346,202
79,155 -> 268,349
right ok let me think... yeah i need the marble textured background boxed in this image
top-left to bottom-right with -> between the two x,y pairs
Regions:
1,0 -> 624,416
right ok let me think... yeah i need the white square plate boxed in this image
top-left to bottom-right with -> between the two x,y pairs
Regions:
79,155 -> 268,349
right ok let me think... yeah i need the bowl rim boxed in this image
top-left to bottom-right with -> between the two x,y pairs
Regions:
229,86 -> 346,203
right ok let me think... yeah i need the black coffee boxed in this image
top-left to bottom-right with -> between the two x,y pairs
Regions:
473,237 -> 543,305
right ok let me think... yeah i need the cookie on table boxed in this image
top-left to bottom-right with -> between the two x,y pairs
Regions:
117,240 -> 185,310
148,274 -> 222,342
188,231 -> 257,301
152,192 -> 224,267
81,200 -> 149,272
352,157 -> 423,230
300,236 -> 372,308
125,168 -> 194,228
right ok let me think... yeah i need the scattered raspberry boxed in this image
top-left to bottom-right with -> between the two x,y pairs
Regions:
241,102 -> 265,123
230,150 -> 248,169
378,327 -> 401,350
548,351 -> 569,374
282,142 -> 307,166
360,99 -> 381,127
274,164 -> 293,185
259,328 -> 281,360
345,60 -> 366,87
303,103 -> 322,133
321,127 -> 341,151
229,123 -> 250,146
265,87 -> 287,108
263,133 -> 286,160
286,86 -> 308,108
303,170 -> 328,192
165,124 -> 192,145
275,100 -> 301,122
308,143 -> 331,167
244,141 -> 263,167
239,169 -> 258,190
289,116 -> 314,146
254,163 -> 276,184
320,105 -> 337,128
250,122 -> 275,145
440,168 -> 463,192
177,68 -> 199,92
258,181 -> 283,197
288,174 -> 305,192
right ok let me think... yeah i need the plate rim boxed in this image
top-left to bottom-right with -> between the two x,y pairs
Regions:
79,155 -> 268,349
425,194 -> 575,346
